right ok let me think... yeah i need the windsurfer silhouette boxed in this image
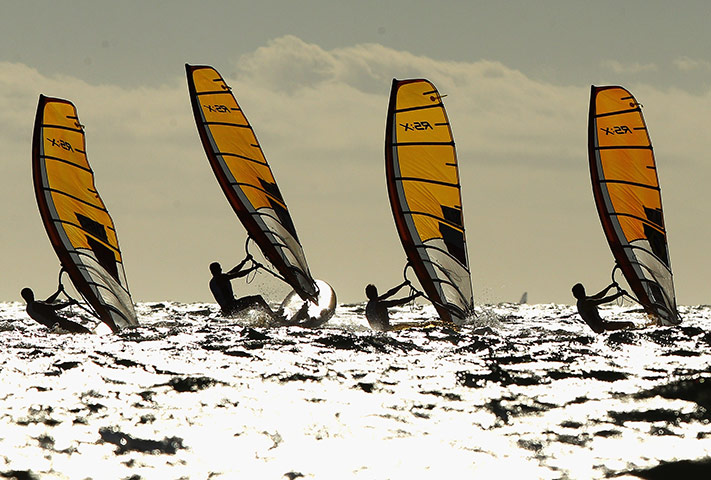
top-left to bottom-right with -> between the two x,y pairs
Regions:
571,282 -> 635,333
209,257 -> 284,321
365,282 -> 422,332
20,286 -> 91,333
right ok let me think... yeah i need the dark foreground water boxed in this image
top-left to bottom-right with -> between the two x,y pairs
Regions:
0,301 -> 709,479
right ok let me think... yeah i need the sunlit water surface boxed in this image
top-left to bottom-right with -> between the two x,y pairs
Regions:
1,301 -> 710,479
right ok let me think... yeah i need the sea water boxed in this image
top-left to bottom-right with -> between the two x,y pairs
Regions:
0,301 -> 709,479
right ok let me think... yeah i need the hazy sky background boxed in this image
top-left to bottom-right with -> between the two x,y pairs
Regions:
1,1 -> 709,307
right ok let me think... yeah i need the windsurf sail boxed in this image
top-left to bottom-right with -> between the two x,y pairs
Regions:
185,64 -> 318,302
32,95 -> 138,332
588,85 -> 680,325
385,78 -> 474,325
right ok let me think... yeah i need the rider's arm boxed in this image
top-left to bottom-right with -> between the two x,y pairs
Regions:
591,290 -> 625,306
385,291 -> 422,308
45,286 -> 64,303
51,301 -> 74,311
230,265 -> 259,279
226,255 -> 254,278
590,283 -> 617,300
380,281 -> 408,300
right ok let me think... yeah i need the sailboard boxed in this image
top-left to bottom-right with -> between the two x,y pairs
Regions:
185,64 -> 335,325
588,85 -> 680,325
385,78 -> 474,325
31,95 -> 138,332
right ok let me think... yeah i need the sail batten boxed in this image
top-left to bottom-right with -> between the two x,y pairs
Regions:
385,78 -> 474,325
611,213 -> 666,229
595,146 -> 652,151
195,90 -> 234,96
43,190 -> 109,211
594,108 -> 641,118
43,157 -> 93,172
32,95 -> 138,332
393,142 -> 455,147
219,155 -> 268,166
62,238 -> 121,255
395,178 -> 461,188
602,180 -> 661,190
588,85 -> 679,325
41,124 -> 84,133
186,64 -> 318,301
203,121 -> 252,128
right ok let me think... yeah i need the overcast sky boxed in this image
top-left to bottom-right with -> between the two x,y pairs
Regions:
1,1 -> 709,306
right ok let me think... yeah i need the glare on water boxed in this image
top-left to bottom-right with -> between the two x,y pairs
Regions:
0,301 -> 709,479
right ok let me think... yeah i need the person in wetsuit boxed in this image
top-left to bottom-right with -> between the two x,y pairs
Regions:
365,281 -> 422,332
209,256 -> 280,320
571,282 -> 635,334
20,287 -> 91,333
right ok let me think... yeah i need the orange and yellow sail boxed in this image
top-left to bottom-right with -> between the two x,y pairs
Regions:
588,85 -> 679,325
185,64 -> 318,302
32,95 -> 137,332
385,79 -> 473,324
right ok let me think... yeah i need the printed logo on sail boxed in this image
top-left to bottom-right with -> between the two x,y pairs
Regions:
400,121 -> 434,131
600,125 -> 633,135
46,138 -> 74,152
203,104 -> 232,114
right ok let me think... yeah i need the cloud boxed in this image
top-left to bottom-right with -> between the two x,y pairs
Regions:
600,59 -> 658,75
233,36 -> 585,168
673,56 -> 711,72
0,36 -> 709,306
